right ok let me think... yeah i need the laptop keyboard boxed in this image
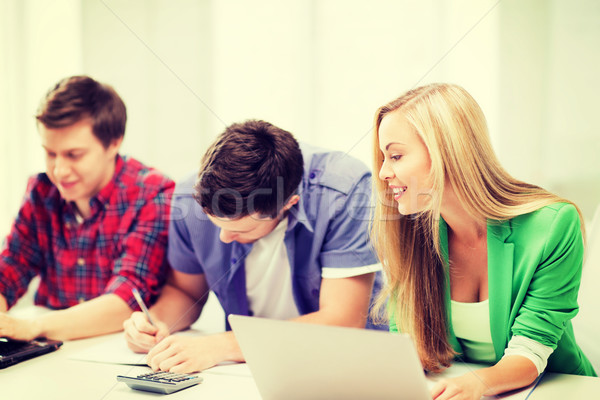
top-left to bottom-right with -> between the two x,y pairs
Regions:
0,338 -> 37,357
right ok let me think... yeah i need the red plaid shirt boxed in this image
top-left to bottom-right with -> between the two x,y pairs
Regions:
0,155 -> 174,310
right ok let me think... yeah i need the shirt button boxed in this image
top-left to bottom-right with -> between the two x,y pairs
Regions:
231,258 -> 238,264
309,171 -> 316,179
77,258 -> 85,266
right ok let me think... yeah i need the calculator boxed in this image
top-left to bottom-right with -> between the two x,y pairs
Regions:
117,371 -> 203,394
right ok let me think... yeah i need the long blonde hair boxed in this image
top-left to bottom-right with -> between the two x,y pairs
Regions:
371,83 -> 584,372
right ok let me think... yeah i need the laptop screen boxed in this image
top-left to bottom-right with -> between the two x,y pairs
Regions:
229,315 -> 432,400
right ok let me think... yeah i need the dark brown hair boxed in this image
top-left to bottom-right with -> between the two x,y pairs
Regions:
36,75 -> 127,148
194,120 -> 304,219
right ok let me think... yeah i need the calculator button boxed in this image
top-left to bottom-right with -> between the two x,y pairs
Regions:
117,372 -> 202,394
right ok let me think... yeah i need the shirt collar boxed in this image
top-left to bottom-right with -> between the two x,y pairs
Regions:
93,154 -> 124,207
286,187 -> 314,233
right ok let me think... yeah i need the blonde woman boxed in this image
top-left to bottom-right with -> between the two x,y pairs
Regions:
371,83 -> 595,399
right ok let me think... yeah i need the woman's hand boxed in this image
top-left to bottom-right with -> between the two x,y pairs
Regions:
431,356 -> 539,399
431,372 -> 488,400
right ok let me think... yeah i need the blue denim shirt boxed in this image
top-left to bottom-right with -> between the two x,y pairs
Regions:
168,143 -> 383,329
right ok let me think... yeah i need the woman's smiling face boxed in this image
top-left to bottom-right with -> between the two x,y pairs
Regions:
377,110 -> 434,215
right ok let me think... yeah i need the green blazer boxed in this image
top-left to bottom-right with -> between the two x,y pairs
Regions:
439,203 -> 595,376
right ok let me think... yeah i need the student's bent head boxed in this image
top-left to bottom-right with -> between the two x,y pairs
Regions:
194,120 -> 304,221
36,75 -> 127,148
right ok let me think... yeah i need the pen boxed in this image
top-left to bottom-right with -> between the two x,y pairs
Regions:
132,288 -> 156,326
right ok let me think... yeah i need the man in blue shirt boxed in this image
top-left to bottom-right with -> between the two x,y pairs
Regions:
123,120 -> 382,373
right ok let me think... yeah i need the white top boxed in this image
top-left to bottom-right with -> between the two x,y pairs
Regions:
322,264 -> 382,278
245,219 -> 299,320
451,299 -> 496,363
451,299 -> 554,373
451,299 -> 493,342
503,335 -> 554,375
244,219 -> 382,320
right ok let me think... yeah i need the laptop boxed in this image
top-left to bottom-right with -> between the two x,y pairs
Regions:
0,337 -> 63,369
228,315 -> 431,400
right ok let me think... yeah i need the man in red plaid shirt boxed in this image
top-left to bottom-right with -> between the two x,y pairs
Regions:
0,76 -> 174,340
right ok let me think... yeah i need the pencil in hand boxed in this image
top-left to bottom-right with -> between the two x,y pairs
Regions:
132,288 -> 156,326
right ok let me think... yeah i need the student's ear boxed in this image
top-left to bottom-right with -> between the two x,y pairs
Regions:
282,195 -> 300,212
107,137 -> 124,157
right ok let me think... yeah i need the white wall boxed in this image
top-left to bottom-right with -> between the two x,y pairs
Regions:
1,0 -> 599,239
0,0 -> 83,236
496,0 -> 600,217
76,0 -> 503,171
81,0 -> 214,183
543,0 -> 600,216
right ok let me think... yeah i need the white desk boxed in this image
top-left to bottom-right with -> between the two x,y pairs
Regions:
5,330 -> 597,400
3,301 -> 599,399
528,372 -> 600,399
0,332 -> 262,400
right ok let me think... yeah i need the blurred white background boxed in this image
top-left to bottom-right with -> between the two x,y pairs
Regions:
1,0 -> 599,238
